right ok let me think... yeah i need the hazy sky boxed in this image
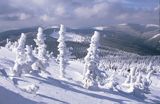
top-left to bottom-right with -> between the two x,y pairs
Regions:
0,0 -> 159,31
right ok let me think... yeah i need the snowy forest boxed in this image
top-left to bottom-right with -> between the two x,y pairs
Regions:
0,0 -> 160,104
0,24 -> 159,104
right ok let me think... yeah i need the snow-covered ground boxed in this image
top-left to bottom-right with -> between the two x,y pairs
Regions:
0,47 -> 160,104
148,34 -> 160,41
51,32 -> 89,43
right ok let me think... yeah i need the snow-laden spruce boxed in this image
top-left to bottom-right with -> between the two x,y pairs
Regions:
83,31 -> 106,89
34,27 -> 47,62
57,24 -> 67,78
17,33 -> 26,53
32,27 -> 51,75
11,33 -> 27,76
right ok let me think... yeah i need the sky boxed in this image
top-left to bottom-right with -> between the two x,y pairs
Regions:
0,0 -> 159,31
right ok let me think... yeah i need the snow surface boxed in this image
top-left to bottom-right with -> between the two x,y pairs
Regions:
51,32 -> 88,43
148,34 -> 160,41
146,24 -> 159,28
0,47 -> 160,104
93,26 -> 108,31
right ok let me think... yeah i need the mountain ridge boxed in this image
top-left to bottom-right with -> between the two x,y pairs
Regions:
0,23 -> 160,56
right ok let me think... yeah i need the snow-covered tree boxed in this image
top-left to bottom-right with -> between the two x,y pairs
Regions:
25,45 -> 49,75
57,24 -> 67,78
11,60 -> 22,77
83,31 -> 105,89
11,41 -> 18,52
123,66 -> 137,86
34,27 -> 47,62
146,62 -> 153,72
142,70 -> 154,92
25,45 -> 36,63
16,33 -> 27,63
11,33 -> 27,77
18,33 -> 26,47
135,71 -> 143,86
5,38 -> 12,49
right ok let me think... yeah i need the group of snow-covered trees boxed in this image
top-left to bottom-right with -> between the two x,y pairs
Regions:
5,24 -> 155,97
7,27 -> 50,77
6,24 -> 70,78
82,31 -> 153,96
121,66 -> 153,96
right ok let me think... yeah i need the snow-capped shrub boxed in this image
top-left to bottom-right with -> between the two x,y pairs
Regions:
31,60 -> 47,74
83,31 -> 106,89
20,84 -> 39,94
11,62 -> 22,77
104,71 -> 118,90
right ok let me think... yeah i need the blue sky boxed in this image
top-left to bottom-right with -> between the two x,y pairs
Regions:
0,0 -> 159,31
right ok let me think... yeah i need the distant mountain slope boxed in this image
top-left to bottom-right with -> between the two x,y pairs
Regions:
0,23 -> 159,56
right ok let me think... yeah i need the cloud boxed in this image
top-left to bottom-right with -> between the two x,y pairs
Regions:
154,5 -> 160,11
74,2 -> 109,19
0,13 -> 31,21
0,0 -> 158,31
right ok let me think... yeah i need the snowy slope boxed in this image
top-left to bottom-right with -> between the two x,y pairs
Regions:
50,32 -> 88,43
0,47 -> 160,104
148,34 -> 160,41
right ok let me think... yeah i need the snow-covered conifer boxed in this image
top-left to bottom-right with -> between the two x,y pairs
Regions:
130,66 -> 137,83
10,33 -> 27,77
83,31 -> 105,89
16,33 -> 27,63
57,24 -> 67,78
17,33 -> 26,52
135,71 -> 143,85
34,27 -> 47,61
